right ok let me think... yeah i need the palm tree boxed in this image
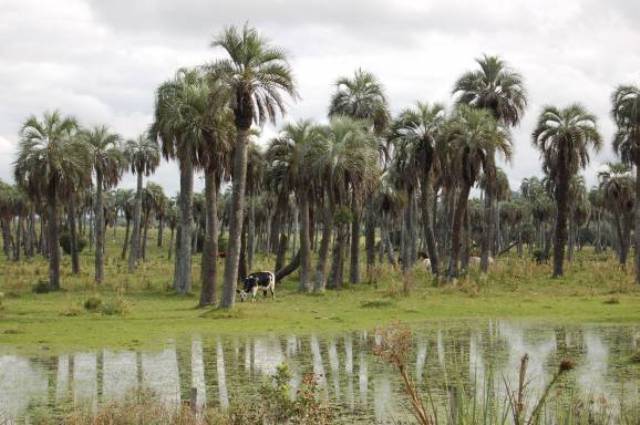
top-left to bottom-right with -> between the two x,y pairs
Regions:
329,68 -> 389,283
153,68 -> 210,294
611,84 -> 640,283
209,24 -> 297,308
443,106 -> 512,279
123,134 -> 160,272
82,125 -> 125,283
599,164 -> 634,265
14,111 -> 91,290
532,104 -> 602,277
311,117 -> 379,290
141,182 -> 165,260
266,120 -> 321,292
197,98 -> 233,308
453,55 -> 526,272
390,102 -> 445,275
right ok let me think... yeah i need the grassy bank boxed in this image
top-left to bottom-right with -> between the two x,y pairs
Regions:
1,230 -> 639,354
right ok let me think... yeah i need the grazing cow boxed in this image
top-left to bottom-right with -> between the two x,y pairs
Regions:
238,271 -> 276,302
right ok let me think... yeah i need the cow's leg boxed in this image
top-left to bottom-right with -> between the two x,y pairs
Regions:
251,287 -> 258,302
270,283 -> 275,299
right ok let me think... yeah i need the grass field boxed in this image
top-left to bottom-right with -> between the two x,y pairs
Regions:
1,228 -> 639,354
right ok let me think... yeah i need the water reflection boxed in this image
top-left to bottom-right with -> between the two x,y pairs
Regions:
1,321 -> 638,424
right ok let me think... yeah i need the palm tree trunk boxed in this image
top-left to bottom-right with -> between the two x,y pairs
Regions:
221,128 -> 249,308
329,224 -> 346,289
199,171 -> 218,307
247,196 -> 256,271
448,183 -> 471,279
349,192 -> 360,284
480,187 -> 493,273
14,216 -> 22,261
314,198 -> 333,293
298,189 -> 312,292
1,219 -> 11,259
94,170 -> 105,283
141,209 -> 149,261
175,152 -> 194,295
47,180 -> 61,290
365,210 -> 375,276
128,172 -> 143,272
635,166 -> 640,284
275,234 -> 288,273
421,172 -> 439,275
238,218 -> 248,280
69,197 -> 80,275
168,226 -> 175,260
121,218 -> 130,260
553,164 -> 570,278
157,216 -> 164,248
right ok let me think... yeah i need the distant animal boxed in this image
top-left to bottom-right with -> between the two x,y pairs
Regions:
469,256 -> 494,267
533,250 -> 549,264
422,258 -> 432,272
238,271 -> 275,302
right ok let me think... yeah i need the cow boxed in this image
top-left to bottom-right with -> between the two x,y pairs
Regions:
238,271 -> 276,302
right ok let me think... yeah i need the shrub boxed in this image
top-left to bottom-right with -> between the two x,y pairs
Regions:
59,232 -> 87,255
32,280 -> 50,294
83,296 -> 103,311
100,296 -> 130,316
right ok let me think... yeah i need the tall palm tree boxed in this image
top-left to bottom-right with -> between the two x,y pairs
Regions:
123,134 -> 160,273
152,68 -> 209,294
443,106 -> 512,279
329,68 -> 389,283
209,24 -> 297,308
453,55 -> 526,272
266,120 -> 321,292
532,104 -> 602,277
611,84 -> 640,283
82,125 -> 125,283
14,111 -> 91,290
390,102 -> 445,275
193,85 -> 234,307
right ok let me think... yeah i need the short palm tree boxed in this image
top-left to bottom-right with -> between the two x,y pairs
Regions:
82,125 -> 125,283
611,84 -> 640,283
209,24 -> 297,308
390,102 -> 445,275
266,120 -> 322,292
123,133 -> 160,273
14,111 -> 91,290
453,55 -> 526,272
443,106 -> 512,279
532,104 -> 602,277
310,117 -> 379,290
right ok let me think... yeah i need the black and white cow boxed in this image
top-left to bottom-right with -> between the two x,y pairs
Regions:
238,271 -> 276,302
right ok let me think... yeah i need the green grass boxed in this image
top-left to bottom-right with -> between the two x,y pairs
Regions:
1,227 -> 639,354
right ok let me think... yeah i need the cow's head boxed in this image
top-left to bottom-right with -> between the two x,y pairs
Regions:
237,276 -> 256,302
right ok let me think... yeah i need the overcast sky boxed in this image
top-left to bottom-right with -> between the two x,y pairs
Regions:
1,0 -> 639,195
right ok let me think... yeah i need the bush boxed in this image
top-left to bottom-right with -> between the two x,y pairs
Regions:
100,296 -> 130,316
59,232 -> 87,255
32,280 -> 50,294
83,296 -> 103,311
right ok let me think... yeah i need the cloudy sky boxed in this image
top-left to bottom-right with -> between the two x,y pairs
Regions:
1,0 -> 639,195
